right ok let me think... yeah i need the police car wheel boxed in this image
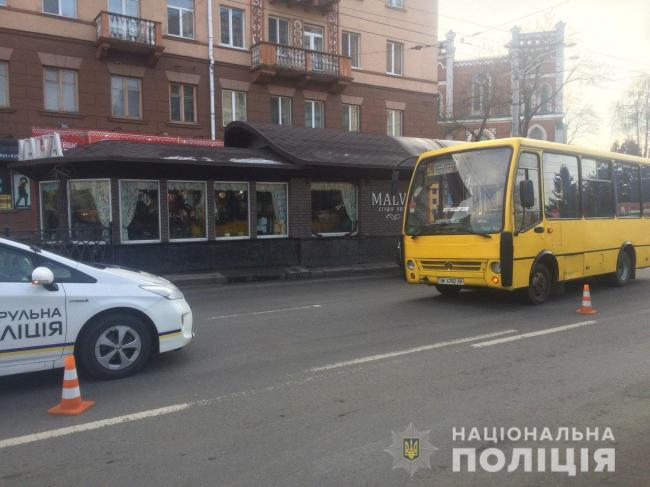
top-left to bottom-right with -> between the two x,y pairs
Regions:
77,313 -> 153,380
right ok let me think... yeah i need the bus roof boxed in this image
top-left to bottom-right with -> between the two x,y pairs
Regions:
417,137 -> 650,165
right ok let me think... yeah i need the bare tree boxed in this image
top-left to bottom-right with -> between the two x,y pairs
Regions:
564,103 -> 600,145
614,76 -> 650,157
611,139 -> 642,156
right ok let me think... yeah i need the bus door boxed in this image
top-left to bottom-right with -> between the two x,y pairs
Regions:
512,151 -> 546,286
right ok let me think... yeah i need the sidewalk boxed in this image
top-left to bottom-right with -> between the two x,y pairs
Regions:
164,262 -> 401,287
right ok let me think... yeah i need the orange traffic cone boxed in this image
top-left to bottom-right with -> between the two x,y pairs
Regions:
48,355 -> 94,416
576,284 -> 598,315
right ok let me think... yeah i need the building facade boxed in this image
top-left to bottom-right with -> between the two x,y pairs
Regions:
437,23 -> 566,143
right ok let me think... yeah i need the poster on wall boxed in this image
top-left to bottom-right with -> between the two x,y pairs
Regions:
0,166 -> 11,210
12,172 -> 31,209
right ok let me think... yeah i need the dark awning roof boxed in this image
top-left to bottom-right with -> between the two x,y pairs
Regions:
224,122 -> 461,170
8,140 -> 300,175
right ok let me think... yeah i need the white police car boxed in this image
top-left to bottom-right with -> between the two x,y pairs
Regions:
0,238 -> 193,379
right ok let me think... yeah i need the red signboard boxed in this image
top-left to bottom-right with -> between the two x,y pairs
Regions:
31,128 -> 224,151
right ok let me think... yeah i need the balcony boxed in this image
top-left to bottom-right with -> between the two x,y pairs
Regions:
251,42 -> 352,93
95,11 -> 164,66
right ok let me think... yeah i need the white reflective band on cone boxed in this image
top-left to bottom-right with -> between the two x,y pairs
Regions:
62,387 -> 81,400
63,369 -> 78,381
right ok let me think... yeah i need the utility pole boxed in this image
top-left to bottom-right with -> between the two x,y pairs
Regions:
509,26 -> 521,137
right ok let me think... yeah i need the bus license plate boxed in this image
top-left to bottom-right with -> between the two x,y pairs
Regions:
438,277 -> 464,286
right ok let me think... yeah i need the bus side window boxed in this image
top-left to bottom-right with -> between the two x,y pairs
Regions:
514,152 -> 542,231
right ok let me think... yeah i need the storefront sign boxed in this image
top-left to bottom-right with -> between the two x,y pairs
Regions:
18,134 -> 63,160
371,192 -> 406,220
0,139 -> 18,162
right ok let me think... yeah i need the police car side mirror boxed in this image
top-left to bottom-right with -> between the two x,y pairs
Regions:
32,267 -> 55,286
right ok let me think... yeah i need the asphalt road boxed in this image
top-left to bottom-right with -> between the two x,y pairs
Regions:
1,272 -> 649,486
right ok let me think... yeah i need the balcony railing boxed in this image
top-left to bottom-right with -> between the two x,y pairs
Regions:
251,42 -> 352,90
95,11 -> 163,64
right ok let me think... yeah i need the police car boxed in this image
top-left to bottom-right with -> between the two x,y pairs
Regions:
0,238 -> 193,379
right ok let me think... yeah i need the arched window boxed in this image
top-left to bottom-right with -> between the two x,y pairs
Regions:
528,125 -> 547,140
471,73 -> 491,115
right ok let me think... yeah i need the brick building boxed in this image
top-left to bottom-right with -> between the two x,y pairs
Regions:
0,0 -> 440,238
437,23 -> 566,143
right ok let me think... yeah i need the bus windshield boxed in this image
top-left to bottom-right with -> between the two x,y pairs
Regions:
405,147 -> 512,237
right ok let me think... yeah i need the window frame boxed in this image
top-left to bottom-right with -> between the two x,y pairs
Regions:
214,181 -> 250,240
342,31 -> 360,69
67,178 -> 112,242
220,5 -> 246,49
108,0 -> 140,16
39,180 -> 61,240
0,61 -> 8,108
167,180 -> 208,242
614,161 -> 642,219
256,182 -> 289,239
386,40 -> 403,76
310,181 -> 358,237
221,89 -> 247,127
304,99 -> 324,129
580,157 -> 615,219
386,0 -> 404,8
0,244 -> 38,284
111,75 -> 142,119
270,95 -> 292,125
386,109 -> 403,136
513,151 -> 543,233
169,82 -> 197,124
642,164 -> 650,218
43,67 -> 78,113
167,0 -> 194,39
542,151 -> 582,220
118,179 -> 162,244
42,0 -> 77,18
342,104 -> 360,132
471,73 -> 491,116
268,15 -> 290,45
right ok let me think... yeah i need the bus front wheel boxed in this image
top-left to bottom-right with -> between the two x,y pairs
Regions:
435,284 -> 462,296
526,263 -> 552,305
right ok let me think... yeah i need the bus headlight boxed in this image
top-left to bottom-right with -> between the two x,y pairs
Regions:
490,262 -> 502,274
407,260 -> 416,270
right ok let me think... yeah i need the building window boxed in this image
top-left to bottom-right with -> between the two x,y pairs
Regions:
215,182 -> 249,239
543,153 -> 580,219
43,0 -> 76,18
386,0 -> 404,8
119,180 -> 160,243
387,109 -> 403,136
167,181 -> 207,240
109,0 -> 139,16
168,0 -> 194,39
222,89 -> 246,126
111,75 -> 142,119
220,6 -> 245,48
271,96 -> 291,125
68,180 -> 111,240
256,183 -> 287,237
471,73 -> 490,115
342,104 -> 360,132
311,182 -> 357,235
43,68 -> 78,113
615,163 -> 641,218
268,16 -> 289,45
527,125 -> 547,140
40,181 -> 59,239
0,62 -> 8,107
386,41 -> 403,75
342,32 -> 360,68
170,83 -> 196,123
305,100 -> 324,129
304,24 -> 324,52
581,159 -> 614,218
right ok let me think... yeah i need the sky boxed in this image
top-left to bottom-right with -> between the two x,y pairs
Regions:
438,0 -> 650,148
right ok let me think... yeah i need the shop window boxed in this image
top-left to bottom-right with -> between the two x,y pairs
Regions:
581,158 -> 614,218
615,162 -> 641,218
311,182 -> 357,235
268,16 -> 289,45
342,32 -> 360,68
0,166 -> 11,210
387,109 -> 402,136
342,104 -> 360,132
256,183 -> 287,237
119,180 -> 160,243
43,0 -> 76,18
642,166 -> 650,216
170,83 -> 196,123
40,181 -> 60,239
44,68 -> 78,113
168,0 -> 194,39
68,180 -> 111,240
305,100 -> 324,129
386,41 -> 403,75
215,182 -> 249,239
222,89 -> 246,126
167,181 -> 206,240
220,6 -> 244,48
543,153 -> 580,219
271,96 -> 291,125
0,61 -> 8,107
111,75 -> 142,119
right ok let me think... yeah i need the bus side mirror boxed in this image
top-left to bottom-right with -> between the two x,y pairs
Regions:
519,180 -> 535,209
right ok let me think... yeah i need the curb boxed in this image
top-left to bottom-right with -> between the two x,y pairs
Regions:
166,263 -> 400,287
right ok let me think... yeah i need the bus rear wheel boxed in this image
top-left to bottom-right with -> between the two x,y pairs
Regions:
526,263 -> 551,305
608,251 -> 632,287
435,284 -> 462,296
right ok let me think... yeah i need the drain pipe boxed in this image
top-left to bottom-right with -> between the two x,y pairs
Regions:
208,0 -> 216,140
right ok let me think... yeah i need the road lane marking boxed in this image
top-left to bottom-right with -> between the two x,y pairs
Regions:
471,320 -> 598,348
207,304 -> 322,320
307,329 -> 519,372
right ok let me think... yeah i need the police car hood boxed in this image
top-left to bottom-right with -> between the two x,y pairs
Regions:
94,265 -> 174,286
